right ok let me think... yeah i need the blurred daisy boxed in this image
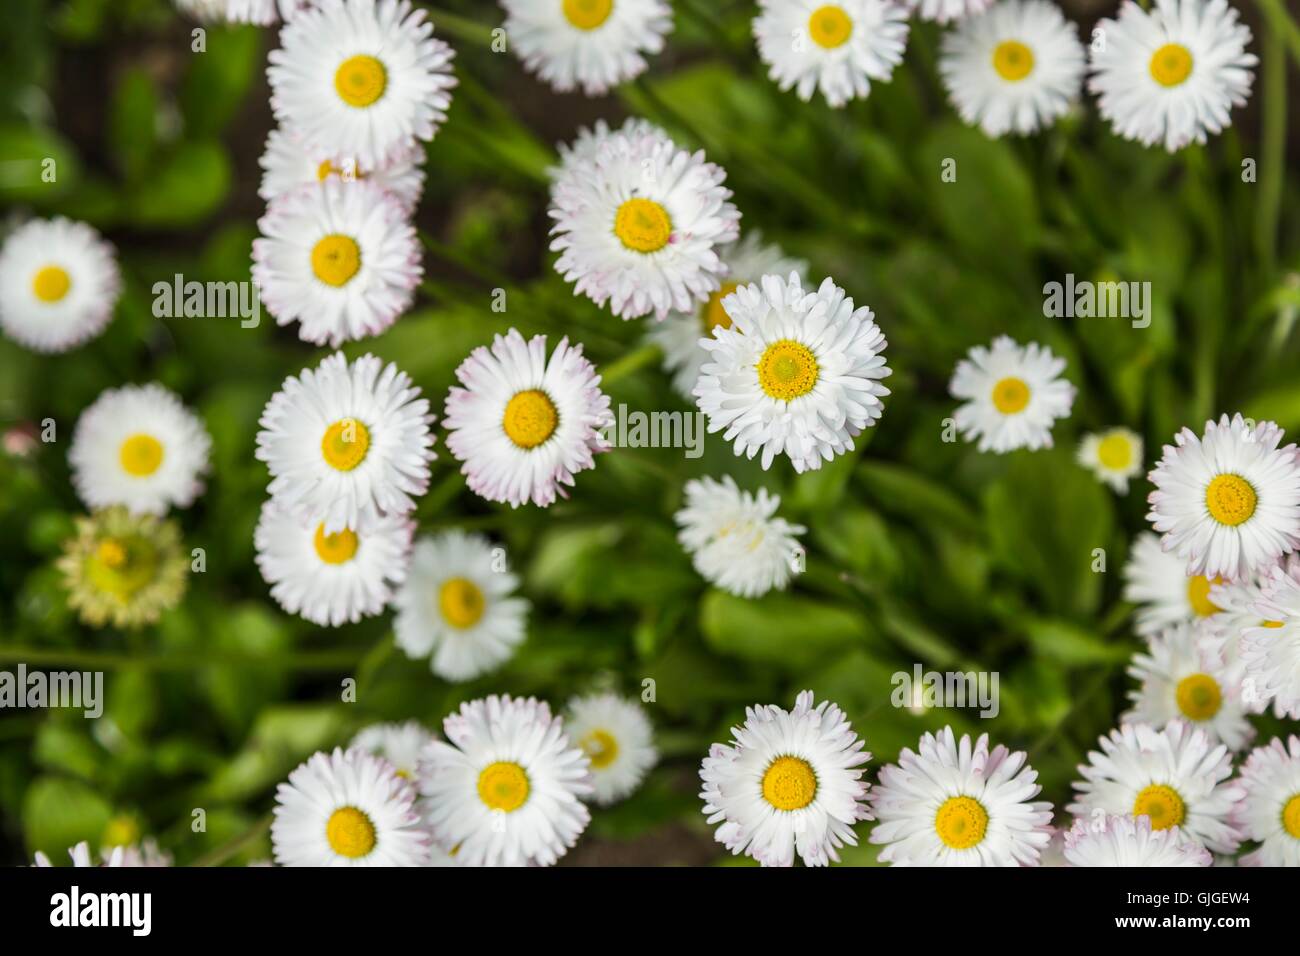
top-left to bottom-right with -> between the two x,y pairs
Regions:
1068,720 -> 1243,854
905,0 -> 992,24
444,329 -> 612,508
57,507 -> 188,630
566,693 -> 657,805
272,747 -> 430,866
1240,565 -> 1300,719
252,179 -> 421,346
1063,814 -> 1211,867
352,720 -> 436,779
393,530 -> 529,681
69,384 -> 211,516
549,124 -> 740,320
1077,427 -> 1143,493
1123,531 -> 1222,637
254,500 -> 412,627
1089,0 -> 1256,153
501,0 -> 673,96
256,352 -> 435,534
0,218 -> 121,353
1231,735 -> 1300,866
700,691 -> 872,867
268,0 -> 457,168
949,335 -> 1074,453
258,126 -> 425,214
675,475 -> 806,598
870,727 -> 1052,866
1147,414 -> 1300,581
34,840 -> 171,868
419,695 -> 593,867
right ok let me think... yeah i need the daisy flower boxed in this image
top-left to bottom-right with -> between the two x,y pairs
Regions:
258,126 -> 425,214
1232,735 -> 1300,866
393,530 -> 529,681
252,179 -> 421,346
949,335 -> 1074,453
256,351 -> 436,534
549,123 -> 740,321
1063,814 -> 1212,867
254,500 -> 412,627
566,693 -> 657,805
904,0 -> 992,24
1077,427 -> 1143,493
0,217 -> 121,353
700,691 -> 871,867
870,727 -> 1052,866
501,0 -> 673,96
1068,720 -> 1243,854
268,0 -> 457,169
1123,531 -> 1223,637
753,0 -> 909,108
1088,0 -> 1256,153
351,720 -> 436,779
1239,565 -> 1300,718
675,475 -> 806,598
444,329 -> 612,508
272,746 -> 430,866
419,695 -> 593,867
69,384 -> 211,516
1146,414 -> 1300,581
695,273 -> 891,472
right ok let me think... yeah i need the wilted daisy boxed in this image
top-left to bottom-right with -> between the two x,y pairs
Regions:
1089,0 -> 1256,152
753,0 -> 909,108
57,507 -> 189,629
268,0 -> 456,168
0,217 -> 121,353
419,695 -> 593,867
1239,565 -> 1300,719
501,0 -> 673,96
870,727 -> 1052,866
701,691 -> 872,867
549,124 -> 740,321
675,475 -> 806,598
1147,414 -> 1300,581
645,232 -> 808,401
1231,735 -> 1300,866
949,336 -> 1075,453
258,126 -> 425,214
256,352 -> 435,534
1069,721 -> 1243,854
904,0 -> 992,23
252,179 -> 421,346
1063,814 -> 1211,867
1077,427 -> 1143,493
566,693 -> 657,805
1123,531 -> 1223,637
352,720 -> 436,779
69,384 -> 211,515
272,747 -> 430,866
393,530 -> 529,681
444,329 -> 612,508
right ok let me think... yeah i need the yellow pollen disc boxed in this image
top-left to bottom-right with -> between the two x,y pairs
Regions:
580,729 -> 620,769
562,0 -> 613,30
935,795 -> 989,850
438,576 -> 486,629
1283,794 -> 1300,839
1149,43 -> 1193,88
320,418 -> 370,471
992,39 -> 1035,81
334,54 -> 387,108
311,234 -> 362,287
1186,575 -> 1222,617
991,376 -> 1030,414
313,524 -> 359,564
808,5 -> 852,49
1096,432 -> 1133,470
757,339 -> 819,401
1175,672 -> 1222,721
119,434 -> 164,477
325,806 -> 376,858
478,761 -> 530,812
703,281 -> 740,333
1133,784 -> 1186,830
502,389 -> 558,449
32,265 -> 71,303
614,198 -> 673,253
96,539 -> 128,569
1205,474 -> 1257,527
761,755 -> 817,811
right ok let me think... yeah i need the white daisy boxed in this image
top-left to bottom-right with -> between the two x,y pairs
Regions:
904,0 -> 992,24
268,0 -> 457,168
1239,565 -> 1300,719
393,530 -> 529,681
258,126 -> 425,215
1231,735 -> 1300,866
271,746 -> 430,866
69,384 -> 212,515
1063,814 -> 1212,867
1077,426 -> 1143,493
675,475 -> 806,598
869,726 -> 1052,866
1123,531 -> 1224,637
419,695 -> 592,867
566,693 -> 657,805
1146,413 -> 1300,581
444,329 -> 612,508
351,720 -> 436,779
753,0 -> 909,108
1088,0 -> 1256,153
695,273 -> 891,473
1068,720 -> 1243,854
252,179 -> 421,346
549,123 -> 740,321
256,352 -> 435,534
949,335 -> 1075,453
700,690 -> 872,867
0,218 -> 121,353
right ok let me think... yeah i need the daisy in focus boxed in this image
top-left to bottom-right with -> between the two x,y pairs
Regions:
1231,735 -> 1300,866
566,693 -> 657,805
904,0 -> 992,23
1239,565 -> 1300,719
352,720 -> 436,779
1077,427 -> 1143,493
949,336 -> 1074,453
258,126 -> 425,214
1088,0 -> 1256,153
1123,531 -> 1222,637
0,217 -> 121,353
1062,814 -> 1211,867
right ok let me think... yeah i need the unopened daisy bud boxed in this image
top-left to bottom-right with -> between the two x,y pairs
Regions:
949,335 -> 1074,453
566,693 -> 657,805
1063,814 -> 1211,867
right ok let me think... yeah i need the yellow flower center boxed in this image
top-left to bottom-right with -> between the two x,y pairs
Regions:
992,40 -> 1035,81
991,376 -> 1030,414
580,729 -> 620,769
311,234 -> 362,287
703,281 -> 740,333
313,524 -> 358,565
807,5 -> 852,49
761,755 -> 817,811
1186,575 -> 1222,617
119,434 -> 164,477
562,0 -> 613,30
757,339 -> 819,401
32,265 -> 71,303
477,761 -> 530,812
334,54 -> 387,108
1133,784 -> 1186,830
1096,431 -> 1134,470
325,806 -> 376,858
320,418 -> 370,471
1149,43 -> 1193,88
1175,672 -> 1222,721
502,389 -> 558,449
614,198 -> 673,253
438,576 -> 486,629
88,536 -> 158,601
102,815 -> 140,848
1283,794 -> 1300,839
1205,474 -> 1257,527
935,795 -> 989,850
